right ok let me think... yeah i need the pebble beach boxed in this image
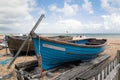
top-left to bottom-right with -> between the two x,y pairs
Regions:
0,37 -> 120,79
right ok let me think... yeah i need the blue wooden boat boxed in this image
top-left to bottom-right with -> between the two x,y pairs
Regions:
32,36 -> 107,70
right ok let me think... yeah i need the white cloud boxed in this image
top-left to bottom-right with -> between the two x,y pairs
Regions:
82,0 -> 93,14
49,2 -> 79,17
36,19 -> 83,33
36,18 -> 104,33
49,0 -> 94,17
49,4 -> 58,11
57,19 -> 83,29
36,15 -> 120,33
100,0 -> 120,33
65,0 -> 72,3
1,0 -> 119,34
101,0 -> 120,14
38,0 -> 120,33
102,13 -> 120,32
0,0 -> 38,33
84,23 -> 101,29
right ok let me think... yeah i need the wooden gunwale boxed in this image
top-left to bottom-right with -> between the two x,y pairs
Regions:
36,36 -> 107,48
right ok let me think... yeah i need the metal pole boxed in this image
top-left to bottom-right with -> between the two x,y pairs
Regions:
7,14 -> 45,69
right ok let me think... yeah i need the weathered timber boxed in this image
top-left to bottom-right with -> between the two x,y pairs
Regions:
7,36 -> 35,56
73,50 -> 120,80
53,54 -> 110,80
0,72 -> 13,80
15,60 -> 38,70
74,59 -> 111,80
15,53 -> 112,80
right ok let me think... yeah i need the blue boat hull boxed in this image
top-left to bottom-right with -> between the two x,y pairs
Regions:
32,37 -> 106,70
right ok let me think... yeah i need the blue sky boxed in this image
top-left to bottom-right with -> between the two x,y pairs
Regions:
0,0 -> 120,33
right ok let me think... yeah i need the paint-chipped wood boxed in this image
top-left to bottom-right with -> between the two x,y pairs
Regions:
53,54 -> 110,80
43,44 -> 66,51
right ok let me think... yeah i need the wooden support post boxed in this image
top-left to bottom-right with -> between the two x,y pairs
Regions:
37,56 -> 43,80
37,56 -> 47,79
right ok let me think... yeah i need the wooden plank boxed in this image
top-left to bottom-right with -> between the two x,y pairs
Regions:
74,51 -> 120,80
74,59 -> 111,80
53,54 -> 110,80
15,60 -> 38,70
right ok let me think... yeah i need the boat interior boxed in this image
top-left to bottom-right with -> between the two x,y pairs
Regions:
47,36 -> 107,45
